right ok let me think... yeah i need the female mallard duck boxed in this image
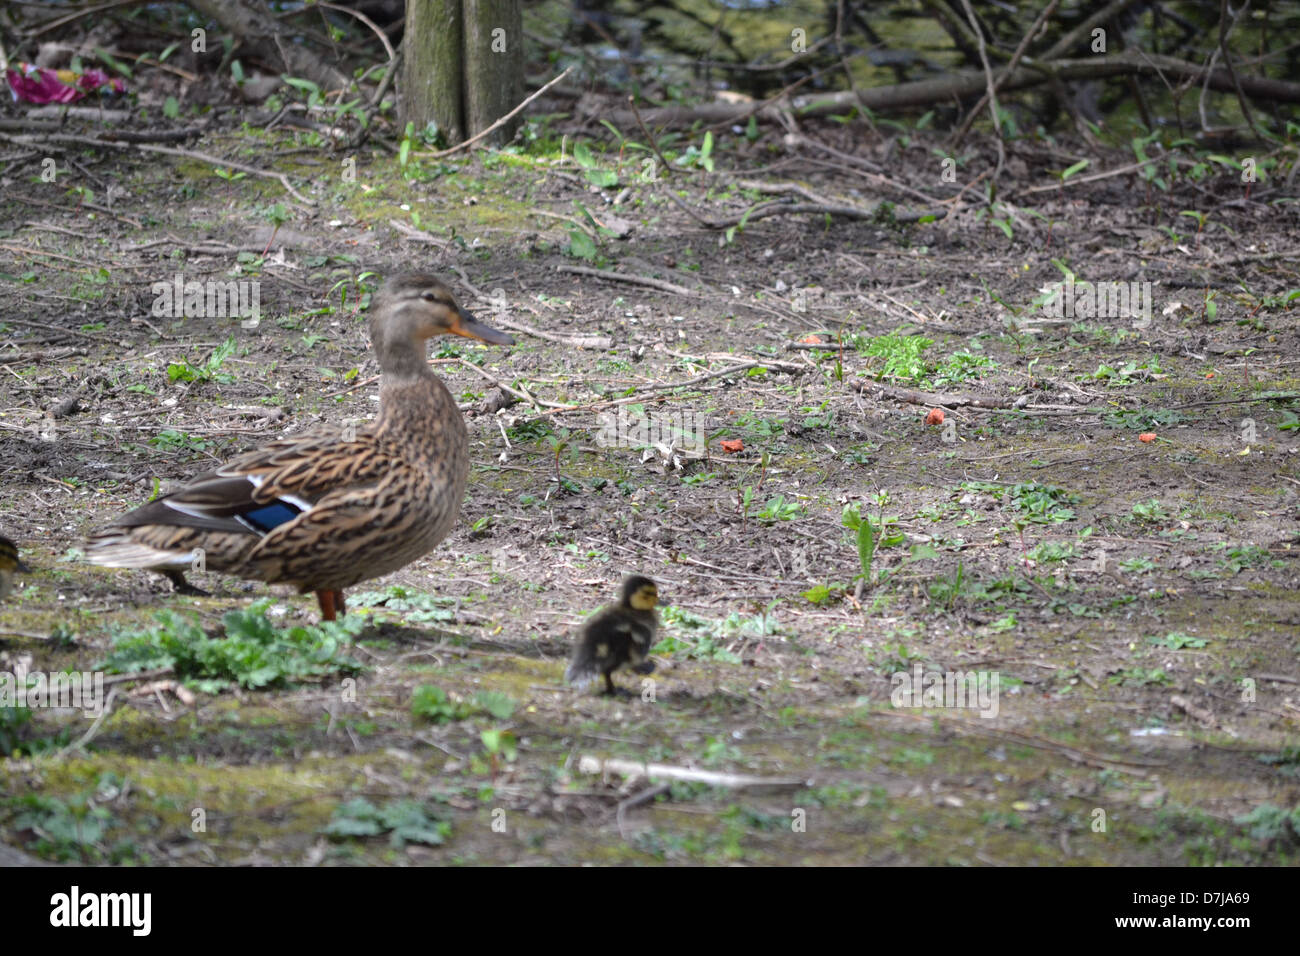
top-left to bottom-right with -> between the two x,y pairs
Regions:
0,534 -> 28,600
85,274 -> 513,620
565,576 -> 660,695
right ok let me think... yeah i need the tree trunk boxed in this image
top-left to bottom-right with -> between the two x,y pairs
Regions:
401,0 -> 522,146
402,0 -> 465,143
464,0 -> 523,146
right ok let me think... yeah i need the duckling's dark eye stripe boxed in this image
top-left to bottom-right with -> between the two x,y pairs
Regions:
236,500 -> 305,534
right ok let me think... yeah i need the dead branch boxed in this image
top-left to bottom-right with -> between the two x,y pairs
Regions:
603,49 -> 1300,130
578,755 -> 808,791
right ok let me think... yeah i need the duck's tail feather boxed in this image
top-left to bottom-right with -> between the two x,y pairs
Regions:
565,654 -> 598,688
84,535 -> 199,570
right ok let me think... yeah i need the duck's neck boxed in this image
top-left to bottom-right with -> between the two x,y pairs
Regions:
375,366 -> 467,464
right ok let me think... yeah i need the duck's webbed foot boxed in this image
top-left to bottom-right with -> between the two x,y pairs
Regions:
162,569 -> 209,596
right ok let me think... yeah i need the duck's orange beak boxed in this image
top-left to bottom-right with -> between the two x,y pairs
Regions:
450,308 -> 514,346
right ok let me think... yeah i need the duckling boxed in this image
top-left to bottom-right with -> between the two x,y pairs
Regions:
565,575 -> 660,695
0,535 -> 28,600
85,274 -> 513,620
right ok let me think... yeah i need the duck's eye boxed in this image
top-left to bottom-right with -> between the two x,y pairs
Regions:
421,291 -> 440,303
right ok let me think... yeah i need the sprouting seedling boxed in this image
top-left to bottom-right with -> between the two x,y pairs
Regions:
545,428 -> 571,481
841,505 -> 878,582
1052,159 -> 1089,195
1179,210 -> 1208,244
480,729 -> 517,782
399,121 -> 415,170
1203,288 -> 1218,323
262,202 -> 289,256
282,75 -> 322,110
1024,208 -> 1053,248
734,450 -> 770,527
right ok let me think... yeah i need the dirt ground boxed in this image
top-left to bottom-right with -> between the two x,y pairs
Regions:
1,112 -> 1298,865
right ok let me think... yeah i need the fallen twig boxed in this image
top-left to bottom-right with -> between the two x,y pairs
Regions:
558,265 -> 701,297
0,134 -> 315,205
851,379 -> 1030,410
419,67 -> 573,159
578,755 -> 808,791
491,316 -> 612,351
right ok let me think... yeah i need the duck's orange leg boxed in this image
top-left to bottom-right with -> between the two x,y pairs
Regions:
316,589 -> 337,621
334,590 -> 346,617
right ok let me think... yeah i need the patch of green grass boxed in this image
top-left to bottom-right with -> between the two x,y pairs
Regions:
932,350 -> 996,385
1110,667 -> 1171,687
855,332 -> 933,384
801,582 -> 847,606
1148,631 -> 1207,650
1119,556 -> 1157,573
1256,748 -> 1300,778
99,599 -> 365,691
752,494 -> 802,523
167,335 -> 237,384
506,420 -> 555,443
1027,540 -> 1077,563
653,606 -> 778,662
851,333 -> 994,388
1131,499 -> 1170,524
681,471 -> 718,486
1006,482 -> 1078,524
0,706 -> 33,757
4,773 -> 139,863
0,706 -> 73,758
1234,804 -> 1300,845
1106,408 -> 1187,430
323,798 -> 450,848
410,685 -> 516,723
926,562 -> 990,610
866,641 -> 926,673
1084,357 -> 1163,387
147,429 -> 213,455
351,585 -> 457,625
732,412 -> 785,439
1214,544 -> 1274,573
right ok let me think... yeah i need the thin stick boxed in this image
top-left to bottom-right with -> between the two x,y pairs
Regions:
491,316 -> 612,351
314,1 -> 396,62
959,0 -> 1006,182
627,94 -> 675,178
419,67 -> 573,159
579,755 -> 807,790
951,0 -> 1061,148
558,265 -> 699,297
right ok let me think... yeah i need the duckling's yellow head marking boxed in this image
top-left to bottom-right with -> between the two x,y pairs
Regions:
621,575 -> 659,611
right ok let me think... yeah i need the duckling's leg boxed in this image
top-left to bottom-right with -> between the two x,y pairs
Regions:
162,569 -> 209,597
603,672 -> 616,696
316,589 -> 338,621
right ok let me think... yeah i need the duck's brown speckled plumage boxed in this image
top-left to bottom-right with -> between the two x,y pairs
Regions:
85,274 -> 513,619
0,534 -> 27,600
